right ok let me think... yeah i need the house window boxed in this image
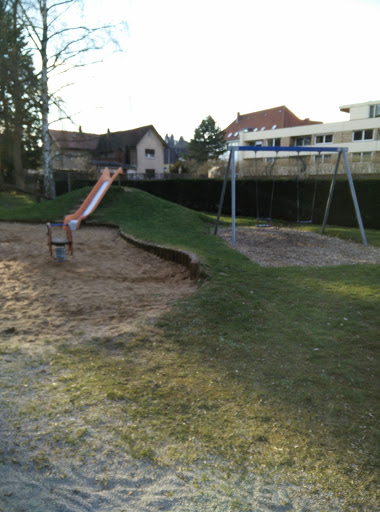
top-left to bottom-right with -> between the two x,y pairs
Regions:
315,134 -> 333,144
145,169 -> 155,178
145,149 -> 155,159
369,104 -> 380,118
351,152 -> 372,163
353,129 -> 374,141
227,132 -> 232,138
315,154 -> 332,164
254,140 -> 263,146
294,136 -> 311,146
266,138 -> 281,147
362,152 -> 372,161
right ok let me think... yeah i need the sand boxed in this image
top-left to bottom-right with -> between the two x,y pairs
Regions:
0,223 -> 193,343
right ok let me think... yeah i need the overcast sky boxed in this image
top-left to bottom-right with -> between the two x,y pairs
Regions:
51,0 -> 380,140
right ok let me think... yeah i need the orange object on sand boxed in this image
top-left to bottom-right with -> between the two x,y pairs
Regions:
64,167 -> 123,231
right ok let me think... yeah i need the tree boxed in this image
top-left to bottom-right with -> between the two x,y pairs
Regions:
17,0 -> 124,198
169,160 -> 188,174
0,0 -> 41,187
165,133 -> 175,147
187,116 -> 226,163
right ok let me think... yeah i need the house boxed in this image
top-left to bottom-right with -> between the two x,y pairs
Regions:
224,106 -> 321,147
49,125 -> 166,179
226,101 -> 380,176
95,125 -> 166,178
50,128 -> 99,172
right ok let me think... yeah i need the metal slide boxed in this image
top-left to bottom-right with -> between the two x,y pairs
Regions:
64,167 -> 123,231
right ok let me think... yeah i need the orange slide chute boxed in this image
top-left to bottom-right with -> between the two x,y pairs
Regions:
64,167 -> 123,231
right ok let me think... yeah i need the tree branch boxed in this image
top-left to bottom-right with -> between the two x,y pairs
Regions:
17,1 -> 43,48
48,57 -> 104,76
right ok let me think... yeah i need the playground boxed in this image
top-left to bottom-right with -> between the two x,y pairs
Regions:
0,184 -> 379,511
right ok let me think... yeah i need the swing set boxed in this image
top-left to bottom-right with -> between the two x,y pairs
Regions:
255,155 -> 277,227
214,145 -> 367,246
295,153 -> 319,224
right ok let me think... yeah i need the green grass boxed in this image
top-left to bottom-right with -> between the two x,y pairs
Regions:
1,186 -> 379,509
0,191 -> 37,215
0,187 -> 88,222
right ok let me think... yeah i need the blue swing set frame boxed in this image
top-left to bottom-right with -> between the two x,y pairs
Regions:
214,145 -> 367,246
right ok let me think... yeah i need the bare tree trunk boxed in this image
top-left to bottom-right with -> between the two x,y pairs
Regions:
41,0 -> 55,199
12,129 -> 24,188
11,0 -> 25,190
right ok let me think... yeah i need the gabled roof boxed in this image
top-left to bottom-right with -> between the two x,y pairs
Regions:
50,129 -> 99,151
224,106 -> 322,141
96,125 -> 166,153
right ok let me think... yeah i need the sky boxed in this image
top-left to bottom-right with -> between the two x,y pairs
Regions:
50,0 -> 380,141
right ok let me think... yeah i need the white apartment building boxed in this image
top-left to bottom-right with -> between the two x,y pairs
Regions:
233,101 -> 380,176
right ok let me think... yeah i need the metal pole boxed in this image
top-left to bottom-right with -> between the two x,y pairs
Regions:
321,150 -> 341,234
342,148 -> 367,246
214,151 -> 232,235
231,148 -> 236,246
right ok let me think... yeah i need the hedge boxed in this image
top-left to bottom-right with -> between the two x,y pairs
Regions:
50,174 -> 380,230
126,178 -> 380,230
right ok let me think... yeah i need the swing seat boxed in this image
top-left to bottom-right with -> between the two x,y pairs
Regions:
256,216 -> 273,227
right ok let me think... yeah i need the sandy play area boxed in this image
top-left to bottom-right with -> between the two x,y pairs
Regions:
0,222 -> 194,343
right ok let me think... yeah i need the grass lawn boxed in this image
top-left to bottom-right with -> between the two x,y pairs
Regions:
1,186 -> 379,510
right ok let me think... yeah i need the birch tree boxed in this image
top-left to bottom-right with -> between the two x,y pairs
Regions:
18,0 -> 124,198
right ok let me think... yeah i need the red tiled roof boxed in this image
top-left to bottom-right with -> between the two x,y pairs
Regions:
223,106 -> 322,141
50,130 -> 99,151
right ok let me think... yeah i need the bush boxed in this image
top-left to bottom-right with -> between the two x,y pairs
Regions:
169,161 -> 189,174
127,177 -> 380,229
184,158 -> 226,177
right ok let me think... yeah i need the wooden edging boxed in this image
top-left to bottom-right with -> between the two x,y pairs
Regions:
87,222 -> 201,280
118,229 -> 201,280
